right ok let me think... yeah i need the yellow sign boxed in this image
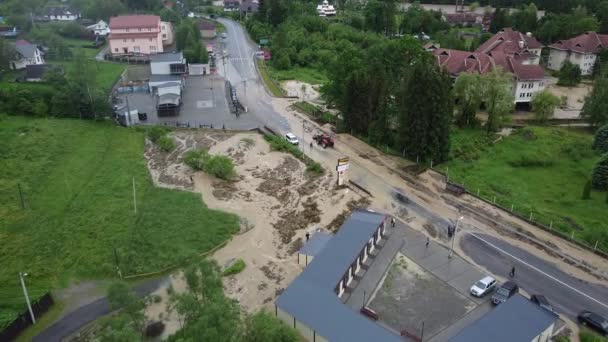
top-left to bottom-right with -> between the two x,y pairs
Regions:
337,157 -> 349,166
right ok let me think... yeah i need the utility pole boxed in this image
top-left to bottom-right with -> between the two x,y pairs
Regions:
448,216 -> 464,259
19,272 -> 36,324
132,177 -> 137,214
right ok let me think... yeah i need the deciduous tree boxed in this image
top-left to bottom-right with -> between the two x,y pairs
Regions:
557,61 -> 582,86
453,73 -> 482,128
481,68 -> 514,133
531,90 -> 560,123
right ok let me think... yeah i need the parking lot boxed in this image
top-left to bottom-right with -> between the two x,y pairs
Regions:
117,75 -> 261,130
362,225 -> 495,340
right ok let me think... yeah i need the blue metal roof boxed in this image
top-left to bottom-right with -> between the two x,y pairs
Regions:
277,210 -> 402,342
299,231 -> 332,257
450,294 -> 558,342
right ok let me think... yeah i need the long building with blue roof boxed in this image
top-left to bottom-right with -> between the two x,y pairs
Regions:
275,209 -> 403,342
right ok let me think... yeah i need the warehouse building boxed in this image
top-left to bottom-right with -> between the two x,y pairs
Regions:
275,210 -> 401,342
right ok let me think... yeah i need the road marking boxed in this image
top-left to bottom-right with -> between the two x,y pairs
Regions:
470,232 -> 608,309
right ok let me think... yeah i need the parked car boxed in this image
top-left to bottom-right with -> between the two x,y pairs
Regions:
470,276 -> 496,297
578,311 -> 608,336
222,32 -> 227,38
491,281 -> 519,305
530,295 -> 554,312
285,133 -> 299,145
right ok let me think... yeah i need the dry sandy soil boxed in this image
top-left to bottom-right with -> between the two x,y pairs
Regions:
546,77 -> 592,119
282,80 -> 322,103
142,129 -> 365,337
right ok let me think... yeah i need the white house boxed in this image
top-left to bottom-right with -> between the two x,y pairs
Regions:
44,6 -> 80,21
432,28 -> 546,104
548,32 -> 608,75
11,40 -> 45,70
317,0 -> 336,16
87,20 -> 110,36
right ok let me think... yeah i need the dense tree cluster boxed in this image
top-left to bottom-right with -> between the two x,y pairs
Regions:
175,20 -> 209,64
582,70 -> 608,127
557,61 -> 582,87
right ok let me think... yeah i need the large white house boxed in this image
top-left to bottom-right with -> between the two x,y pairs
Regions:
317,0 -> 336,17
547,32 -> 608,75
11,40 -> 45,70
431,28 -> 546,104
87,20 -> 110,36
43,6 -> 80,21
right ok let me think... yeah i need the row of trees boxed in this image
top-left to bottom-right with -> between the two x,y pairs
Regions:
102,260 -> 298,341
175,19 -> 209,64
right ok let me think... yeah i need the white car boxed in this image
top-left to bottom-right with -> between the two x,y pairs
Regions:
222,32 -> 227,38
470,276 -> 496,297
285,133 -> 299,145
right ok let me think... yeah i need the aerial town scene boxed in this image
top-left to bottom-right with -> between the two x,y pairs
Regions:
1,0 -> 608,341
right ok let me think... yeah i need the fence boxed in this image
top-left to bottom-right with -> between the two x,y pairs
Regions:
0,292 -> 54,341
432,168 -> 608,259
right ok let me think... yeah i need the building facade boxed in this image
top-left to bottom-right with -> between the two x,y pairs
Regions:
11,40 -> 45,70
87,20 -> 110,36
431,28 -> 546,103
44,6 -> 80,21
548,32 -> 608,75
109,15 -> 173,55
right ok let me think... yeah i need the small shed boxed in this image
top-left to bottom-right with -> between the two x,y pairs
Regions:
188,63 -> 209,76
297,230 -> 333,266
199,20 -> 216,39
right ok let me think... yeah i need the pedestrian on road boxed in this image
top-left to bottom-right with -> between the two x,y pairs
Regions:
509,266 -> 515,278
425,237 -> 430,248
310,141 -> 313,149
391,217 -> 395,227
190,176 -> 193,182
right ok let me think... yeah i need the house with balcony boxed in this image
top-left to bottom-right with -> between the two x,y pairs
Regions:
11,40 -> 45,70
43,6 -> 80,21
109,15 -> 174,55
430,28 -> 546,104
547,32 -> 608,75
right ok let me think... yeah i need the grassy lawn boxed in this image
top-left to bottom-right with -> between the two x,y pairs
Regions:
256,59 -> 284,97
268,66 -> 328,85
0,117 -> 239,328
440,126 -> 608,251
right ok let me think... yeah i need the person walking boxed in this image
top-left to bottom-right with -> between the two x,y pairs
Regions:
509,266 -> 515,278
391,217 -> 395,227
425,237 -> 430,248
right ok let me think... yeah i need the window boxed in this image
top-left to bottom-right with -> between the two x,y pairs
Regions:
162,26 -> 165,30
519,93 -> 525,98
115,48 -> 118,52
148,28 -> 152,32
134,46 -> 140,52
123,39 -> 127,42
539,82 -> 544,87
131,39 -> 135,42
162,34 -> 167,39
149,38 -> 153,42
522,84 -> 527,89
138,28 -> 142,32
527,93 -> 533,97
150,45 -> 157,51
528,83 -> 533,88
126,28 -> 130,32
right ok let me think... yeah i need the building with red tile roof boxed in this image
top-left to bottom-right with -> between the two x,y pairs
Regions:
108,15 -> 174,55
547,32 -> 608,75
430,28 -> 546,104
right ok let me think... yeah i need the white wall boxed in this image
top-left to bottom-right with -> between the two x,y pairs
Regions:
151,61 -> 172,75
547,49 -> 569,71
514,79 -> 546,103
548,49 -> 597,75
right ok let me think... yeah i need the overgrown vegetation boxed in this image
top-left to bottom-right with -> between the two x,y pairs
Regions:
263,134 -> 324,175
147,126 -> 175,153
442,126 -> 607,251
223,259 -> 246,276
557,61 -> 582,87
293,101 -> 335,125
184,149 -> 236,180
0,118 -> 239,327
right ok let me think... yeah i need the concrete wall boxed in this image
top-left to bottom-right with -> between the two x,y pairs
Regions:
514,79 -> 545,103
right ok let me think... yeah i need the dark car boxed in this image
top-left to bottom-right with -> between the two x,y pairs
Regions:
491,281 -> 519,305
530,295 -> 554,312
578,311 -> 608,336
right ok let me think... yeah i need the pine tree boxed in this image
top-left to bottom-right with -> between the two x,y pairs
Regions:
582,70 -> 608,127
593,124 -> 608,153
592,154 -> 608,190
399,62 -> 453,163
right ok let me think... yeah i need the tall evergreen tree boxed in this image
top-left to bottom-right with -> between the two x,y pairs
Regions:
398,62 -> 453,163
490,8 -> 511,33
582,70 -> 608,127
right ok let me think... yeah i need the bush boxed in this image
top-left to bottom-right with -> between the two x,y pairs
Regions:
223,259 -> 246,276
557,61 -> 582,87
145,321 -> 165,337
306,162 -> 323,175
591,154 -> 608,190
147,126 -> 170,143
264,134 -> 304,160
507,153 -> 555,168
580,329 -> 608,342
204,154 -> 236,180
593,125 -> 608,153
158,135 -> 176,152
184,150 -> 207,171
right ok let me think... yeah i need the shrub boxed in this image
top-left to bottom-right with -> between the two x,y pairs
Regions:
591,154 -> 608,190
145,321 -> 165,337
184,150 -> 208,171
223,259 -> 246,276
593,124 -> 608,153
264,134 -> 304,160
147,126 -> 170,143
508,153 -> 555,168
204,154 -> 236,180
157,135 -> 176,152
306,162 -> 323,175
557,61 -> 582,87
582,179 -> 592,200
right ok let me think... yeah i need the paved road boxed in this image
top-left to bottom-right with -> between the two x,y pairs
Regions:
461,233 -> 608,319
33,278 -> 167,342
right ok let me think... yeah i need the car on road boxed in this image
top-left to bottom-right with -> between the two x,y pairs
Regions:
530,294 -> 554,312
222,32 -> 227,38
470,276 -> 496,297
578,310 -> 608,336
491,281 -> 519,305
285,133 -> 299,145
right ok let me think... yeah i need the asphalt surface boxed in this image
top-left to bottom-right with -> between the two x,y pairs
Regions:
33,278 -> 167,342
461,233 -> 608,319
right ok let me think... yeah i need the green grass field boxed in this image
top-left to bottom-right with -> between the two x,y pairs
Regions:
440,127 -> 608,251
0,117 -> 239,328
268,66 -> 329,85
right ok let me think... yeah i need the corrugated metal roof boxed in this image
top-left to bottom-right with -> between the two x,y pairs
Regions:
150,52 -> 184,63
110,15 -> 160,29
299,231 -> 332,257
449,295 -> 558,342
276,210 -> 402,342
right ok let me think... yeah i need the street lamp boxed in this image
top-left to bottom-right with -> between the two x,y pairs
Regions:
448,216 -> 464,259
19,272 -> 36,324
